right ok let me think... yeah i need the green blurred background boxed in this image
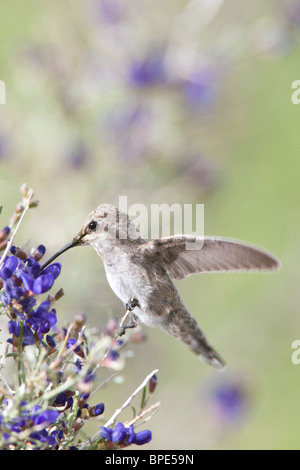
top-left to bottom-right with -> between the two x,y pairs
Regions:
0,0 -> 299,450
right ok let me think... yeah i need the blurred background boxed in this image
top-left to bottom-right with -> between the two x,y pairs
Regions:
0,0 -> 299,450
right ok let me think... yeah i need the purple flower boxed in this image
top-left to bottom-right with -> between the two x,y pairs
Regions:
32,274 -> 55,294
100,422 -> 152,447
42,263 -> 61,280
65,141 -> 89,170
100,426 -> 113,440
285,0 -> 300,28
182,66 -> 217,111
36,244 -> 46,257
108,349 -> 119,361
0,256 -> 18,280
30,245 -> 46,262
0,402 -> 61,449
74,359 -> 83,373
112,422 -> 127,443
46,334 -> 56,349
83,370 -> 95,383
0,133 -> 10,160
92,0 -> 124,24
104,103 -> 152,161
10,246 -> 27,260
23,257 -> 41,278
8,320 -> 35,346
126,425 -> 135,445
210,381 -> 248,423
32,408 -> 59,426
134,429 -> 152,445
66,338 -> 81,353
93,403 -> 105,416
80,393 -> 89,402
54,392 -> 67,406
129,50 -> 166,87
28,301 -> 57,336
0,251 -> 61,346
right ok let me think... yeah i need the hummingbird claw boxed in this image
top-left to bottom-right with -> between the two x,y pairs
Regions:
125,296 -> 140,311
118,310 -> 138,336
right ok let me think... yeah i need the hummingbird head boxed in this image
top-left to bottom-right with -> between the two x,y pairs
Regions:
41,204 -> 142,270
74,204 -> 142,248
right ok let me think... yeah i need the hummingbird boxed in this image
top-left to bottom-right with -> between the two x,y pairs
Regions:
41,204 -> 280,369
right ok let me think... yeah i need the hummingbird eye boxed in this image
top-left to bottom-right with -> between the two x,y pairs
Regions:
88,220 -> 97,231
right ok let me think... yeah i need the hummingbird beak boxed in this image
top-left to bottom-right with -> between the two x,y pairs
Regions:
40,234 -> 84,271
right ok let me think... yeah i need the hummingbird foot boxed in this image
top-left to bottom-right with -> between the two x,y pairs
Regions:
118,297 -> 140,336
125,296 -> 140,311
118,311 -> 138,336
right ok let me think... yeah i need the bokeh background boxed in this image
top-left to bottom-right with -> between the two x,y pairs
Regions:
0,0 -> 299,450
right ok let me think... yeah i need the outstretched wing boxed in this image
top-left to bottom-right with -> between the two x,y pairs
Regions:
139,236 -> 280,280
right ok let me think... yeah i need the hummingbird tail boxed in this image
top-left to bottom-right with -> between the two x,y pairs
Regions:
161,308 -> 226,370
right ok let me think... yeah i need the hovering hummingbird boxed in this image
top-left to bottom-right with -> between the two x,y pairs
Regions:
41,204 -> 280,369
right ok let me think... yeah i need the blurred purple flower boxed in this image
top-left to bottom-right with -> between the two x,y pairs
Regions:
210,381 -> 248,423
285,0 -> 300,28
0,137 -> 6,159
104,103 -> 152,161
66,337 -> 81,353
92,0 -> 125,24
179,154 -> 219,190
128,50 -> 166,87
0,133 -> 9,160
65,141 -> 89,170
182,66 -> 217,111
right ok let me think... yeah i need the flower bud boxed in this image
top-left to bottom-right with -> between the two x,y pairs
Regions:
148,373 -> 158,394
10,246 -> 27,260
0,226 -> 10,242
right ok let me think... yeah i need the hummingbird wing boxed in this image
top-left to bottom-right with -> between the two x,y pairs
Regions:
140,236 -> 280,280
